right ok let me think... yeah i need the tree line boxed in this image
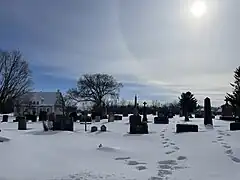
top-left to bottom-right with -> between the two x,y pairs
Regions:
1,50 -> 240,120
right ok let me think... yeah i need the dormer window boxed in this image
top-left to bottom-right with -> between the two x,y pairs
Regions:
41,97 -> 44,104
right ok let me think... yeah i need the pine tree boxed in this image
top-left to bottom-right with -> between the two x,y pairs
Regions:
179,91 -> 198,121
226,66 -> 240,117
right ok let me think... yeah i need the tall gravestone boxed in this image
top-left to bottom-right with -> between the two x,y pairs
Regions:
204,97 -> 213,125
18,116 -> 27,130
142,102 -> 148,122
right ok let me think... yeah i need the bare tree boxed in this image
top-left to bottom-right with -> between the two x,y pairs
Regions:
56,90 -> 77,116
0,50 -> 32,113
67,74 -> 123,110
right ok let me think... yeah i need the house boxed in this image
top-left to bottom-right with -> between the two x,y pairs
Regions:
14,91 -> 63,116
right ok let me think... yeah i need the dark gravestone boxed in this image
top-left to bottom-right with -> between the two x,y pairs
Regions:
176,124 -> 198,133
53,115 -> 65,130
129,115 -> 141,125
129,115 -> 148,134
18,116 -> 27,130
154,114 -> 169,124
204,97 -> 213,125
230,122 -> 240,131
64,118 -> 74,131
91,126 -> 98,132
220,101 -> 234,120
114,115 -> 122,120
2,115 -> 8,122
100,125 -> 107,132
122,112 -> 128,117
39,111 -> 47,121
142,102 -> 148,122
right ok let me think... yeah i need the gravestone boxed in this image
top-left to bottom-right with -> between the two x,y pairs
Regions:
64,118 -> 74,131
114,115 -> 122,120
204,97 -> 213,125
39,111 -> 47,121
230,122 -> 240,131
122,112 -> 128,117
129,95 -> 148,134
142,102 -> 148,122
100,125 -> 107,132
95,116 -> 101,122
2,115 -> 8,122
108,113 -> 114,122
220,101 -> 234,120
91,126 -> 98,132
18,116 -> 27,130
176,124 -> 198,133
154,113 -> 169,124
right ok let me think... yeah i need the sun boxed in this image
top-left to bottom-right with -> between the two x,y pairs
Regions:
190,1 -> 207,18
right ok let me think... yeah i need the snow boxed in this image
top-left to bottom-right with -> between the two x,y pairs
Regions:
1,115 -> 240,180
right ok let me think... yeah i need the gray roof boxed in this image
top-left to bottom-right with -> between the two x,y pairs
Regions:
23,92 -> 58,105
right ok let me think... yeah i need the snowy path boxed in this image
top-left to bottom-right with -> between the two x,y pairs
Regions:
1,116 -> 240,180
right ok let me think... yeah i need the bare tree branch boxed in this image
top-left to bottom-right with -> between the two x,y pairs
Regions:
0,50 -> 33,113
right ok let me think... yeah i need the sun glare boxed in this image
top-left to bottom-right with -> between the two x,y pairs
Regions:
190,1 -> 207,18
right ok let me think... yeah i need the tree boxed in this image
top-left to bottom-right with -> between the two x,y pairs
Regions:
56,90 -> 77,116
226,66 -> 240,117
179,91 -> 198,121
0,50 -> 32,113
67,73 -> 123,113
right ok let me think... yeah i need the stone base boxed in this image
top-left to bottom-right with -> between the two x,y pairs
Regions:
220,116 -> 235,121
176,124 -> 198,133
230,122 -> 240,131
129,123 -> 148,134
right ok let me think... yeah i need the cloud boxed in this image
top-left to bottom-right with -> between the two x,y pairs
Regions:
0,0 -> 239,106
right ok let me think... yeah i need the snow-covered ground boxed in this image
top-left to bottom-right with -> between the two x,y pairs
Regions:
1,115 -> 240,180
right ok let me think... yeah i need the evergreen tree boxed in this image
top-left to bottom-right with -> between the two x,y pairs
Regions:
179,91 -> 198,121
226,66 -> 240,117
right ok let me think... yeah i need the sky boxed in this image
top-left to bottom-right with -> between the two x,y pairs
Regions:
0,0 -> 239,106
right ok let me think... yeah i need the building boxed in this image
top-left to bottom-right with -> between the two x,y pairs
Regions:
14,91 -> 63,116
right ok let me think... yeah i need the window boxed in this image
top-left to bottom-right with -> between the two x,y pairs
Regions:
33,101 -> 35,104
37,101 -> 39,105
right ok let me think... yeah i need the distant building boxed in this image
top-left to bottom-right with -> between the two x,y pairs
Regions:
14,91 -> 63,116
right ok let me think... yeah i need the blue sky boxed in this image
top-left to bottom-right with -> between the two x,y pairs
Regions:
0,0 -> 239,106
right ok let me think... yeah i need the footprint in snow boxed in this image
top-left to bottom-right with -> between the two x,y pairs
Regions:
173,146 -> 180,150
170,143 -> 175,145
127,160 -> 146,166
164,145 -> 169,148
229,155 -> 240,163
136,166 -> 147,171
115,157 -> 131,160
165,150 -> 175,155
177,156 -> 187,161
223,145 -> 231,149
162,141 -> 168,145
225,149 -> 233,155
